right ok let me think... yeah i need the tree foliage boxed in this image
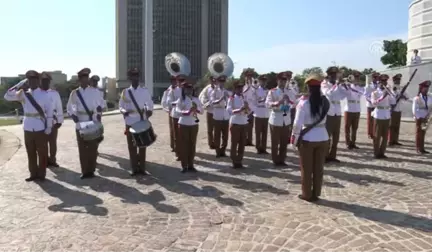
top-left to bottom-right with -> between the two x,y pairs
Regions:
0,77 -> 24,114
380,39 -> 407,68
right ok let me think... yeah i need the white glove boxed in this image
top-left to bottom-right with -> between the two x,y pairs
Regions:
44,127 -> 52,135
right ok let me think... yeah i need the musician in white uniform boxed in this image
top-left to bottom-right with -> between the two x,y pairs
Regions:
242,69 -> 256,146
290,74 -> 329,202
4,70 -> 53,181
364,72 -> 380,139
67,68 -> 102,179
412,80 -> 432,154
199,77 -> 216,149
40,72 -> 64,167
265,72 -> 292,166
285,71 -> 298,124
176,80 -> 203,172
210,76 -> 231,157
161,76 -> 177,152
119,68 -> 154,175
227,81 -> 249,168
254,75 -> 270,154
371,74 -> 395,159
343,71 -> 364,149
389,74 -> 408,146
167,75 -> 184,160
90,75 -> 106,159
321,66 -> 349,163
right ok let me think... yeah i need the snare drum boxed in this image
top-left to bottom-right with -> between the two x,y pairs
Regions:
129,120 -> 157,148
79,121 -> 104,141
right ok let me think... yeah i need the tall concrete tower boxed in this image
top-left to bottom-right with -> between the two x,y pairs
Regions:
408,0 -> 432,63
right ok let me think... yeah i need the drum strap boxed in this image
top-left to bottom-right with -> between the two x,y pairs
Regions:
24,92 -> 47,129
76,90 -> 93,121
128,89 -> 144,121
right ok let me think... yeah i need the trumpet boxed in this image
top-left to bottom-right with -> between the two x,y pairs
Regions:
192,101 -> 199,123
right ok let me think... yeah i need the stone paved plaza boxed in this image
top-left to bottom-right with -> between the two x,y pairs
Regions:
0,110 -> 432,252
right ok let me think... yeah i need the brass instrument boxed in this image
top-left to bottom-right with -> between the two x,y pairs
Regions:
192,101 -> 199,123
243,99 -> 251,115
207,53 -> 234,79
165,52 -> 191,77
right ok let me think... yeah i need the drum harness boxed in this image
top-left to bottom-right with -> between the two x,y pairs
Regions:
127,89 -> 146,121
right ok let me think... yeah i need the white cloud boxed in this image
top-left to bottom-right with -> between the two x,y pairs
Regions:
230,33 -> 407,77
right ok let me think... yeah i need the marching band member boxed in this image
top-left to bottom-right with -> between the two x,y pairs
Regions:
199,77 -> 216,149
210,76 -> 231,157
176,80 -> 203,172
343,71 -> 363,149
364,72 -> 380,139
321,67 -> 349,163
4,71 -> 53,181
90,75 -> 105,158
227,81 -> 249,168
412,80 -> 432,154
40,72 -> 64,167
119,68 -> 154,175
162,76 -> 178,152
388,74 -> 408,146
285,71 -> 298,124
167,75 -> 184,160
90,75 -> 107,112
265,72 -> 292,166
254,75 -> 270,154
290,74 -> 329,202
242,69 -> 256,146
371,74 -> 394,159
67,68 -> 102,179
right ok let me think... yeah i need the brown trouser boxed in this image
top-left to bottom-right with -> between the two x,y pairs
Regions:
290,108 -> 296,125
206,112 -> 215,148
389,111 -> 401,144
246,113 -> 254,144
48,126 -> 58,163
24,130 -> 48,179
178,124 -> 199,168
269,124 -> 290,164
367,107 -> 375,137
255,117 -> 269,152
230,124 -> 246,164
373,118 -> 390,157
299,140 -> 328,199
75,130 -> 98,175
415,118 -> 426,151
214,120 -> 229,154
168,114 -> 175,151
344,112 -> 360,146
171,117 -> 179,157
325,115 -> 341,159
126,125 -> 146,172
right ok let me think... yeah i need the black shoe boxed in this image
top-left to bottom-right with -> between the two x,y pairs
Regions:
80,173 -> 95,179
246,143 -> 254,146
353,145 -> 360,149
181,168 -> 187,173
209,145 -> 215,150
276,162 -> 288,167
188,166 -> 197,172
395,142 -> 403,146
220,152 -> 227,157
381,155 -> 388,159
311,195 -> 320,202
326,158 -> 340,163
261,150 -> 269,154
298,194 -> 313,202
50,162 -> 59,168
25,177 -> 37,182
36,177 -> 46,182
346,145 -> 353,150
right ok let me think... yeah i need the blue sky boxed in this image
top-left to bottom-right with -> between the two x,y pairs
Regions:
0,0 -> 411,78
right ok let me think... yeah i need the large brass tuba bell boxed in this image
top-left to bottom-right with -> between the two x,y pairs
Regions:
165,52 -> 191,77
207,53 -> 234,78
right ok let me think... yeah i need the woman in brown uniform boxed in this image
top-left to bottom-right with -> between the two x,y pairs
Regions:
175,80 -> 203,172
290,74 -> 330,202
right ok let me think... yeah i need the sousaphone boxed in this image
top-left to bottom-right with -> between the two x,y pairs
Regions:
207,52 -> 234,78
165,52 -> 191,77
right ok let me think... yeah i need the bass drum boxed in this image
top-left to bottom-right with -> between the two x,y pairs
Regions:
129,120 -> 157,148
